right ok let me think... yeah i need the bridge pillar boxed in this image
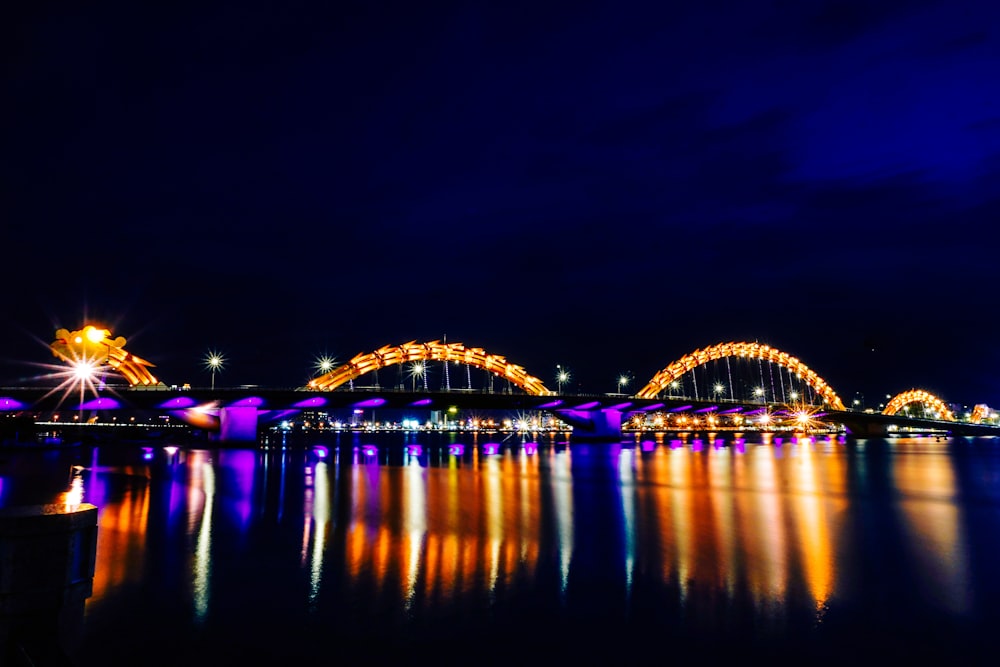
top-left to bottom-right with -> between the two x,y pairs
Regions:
553,409 -> 623,442
219,407 -> 259,443
840,417 -> 889,438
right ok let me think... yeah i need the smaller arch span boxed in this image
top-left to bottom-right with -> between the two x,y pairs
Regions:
636,341 -> 845,410
882,389 -> 954,421
307,340 -> 551,395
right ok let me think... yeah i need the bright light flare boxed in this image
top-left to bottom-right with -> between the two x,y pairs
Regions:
314,355 -> 337,375
85,326 -> 107,343
71,359 -> 98,381
204,351 -> 226,371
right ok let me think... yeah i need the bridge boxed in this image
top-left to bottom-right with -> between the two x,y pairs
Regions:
1,325 -> 997,442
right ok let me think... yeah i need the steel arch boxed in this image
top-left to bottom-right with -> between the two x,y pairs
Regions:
308,340 -> 550,395
882,389 -> 954,421
636,341 -> 845,410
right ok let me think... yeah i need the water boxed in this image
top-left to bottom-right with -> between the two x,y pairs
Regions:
3,432 -> 1000,664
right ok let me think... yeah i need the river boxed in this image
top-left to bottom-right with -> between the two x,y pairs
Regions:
2,431 -> 999,664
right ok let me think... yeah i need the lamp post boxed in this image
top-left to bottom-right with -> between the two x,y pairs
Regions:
204,351 -> 225,390
410,362 -> 425,392
618,374 -> 630,396
556,366 -> 570,394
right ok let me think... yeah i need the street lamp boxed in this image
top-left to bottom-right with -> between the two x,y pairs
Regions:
713,383 -> 725,400
410,362 -> 425,391
204,351 -> 225,390
618,374 -> 630,395
314,355 -> 336,376
556,365 -> 570,394
754,387 -> 765,402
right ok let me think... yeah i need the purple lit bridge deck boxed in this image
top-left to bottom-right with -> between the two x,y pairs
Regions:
2,387 -> 998,442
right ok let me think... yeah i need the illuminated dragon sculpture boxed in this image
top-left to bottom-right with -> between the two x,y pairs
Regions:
882,389 -> 954,421
636,340 -> 845,410
51,325 -> 161,386
308,340 -> 550,395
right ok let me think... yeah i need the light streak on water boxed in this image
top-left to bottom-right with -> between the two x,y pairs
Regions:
618,447 -> 636,605
791,439 -> 834,614
403,455 -> 426,611
551,449 -> 574,599
309,461 -> 330,608
193,458 -> 215,624
895,444 -> 970,615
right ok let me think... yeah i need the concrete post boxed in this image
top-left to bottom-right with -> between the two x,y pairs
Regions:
553,408 -> 623,441
0,503 -> 98,662
219,406 -> 259,442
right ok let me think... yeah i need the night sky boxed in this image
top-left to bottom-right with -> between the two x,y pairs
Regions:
3,1 -> 999,406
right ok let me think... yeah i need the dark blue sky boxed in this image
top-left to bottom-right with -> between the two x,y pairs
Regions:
3,1 -> 999,404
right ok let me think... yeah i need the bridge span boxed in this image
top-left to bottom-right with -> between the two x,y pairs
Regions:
8,324 -> 997,442
3,386 -> 998,442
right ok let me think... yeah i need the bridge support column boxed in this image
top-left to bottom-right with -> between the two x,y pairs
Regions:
553,409 -> 623,442
840,418 -> 889,438
219,407 -> 259,443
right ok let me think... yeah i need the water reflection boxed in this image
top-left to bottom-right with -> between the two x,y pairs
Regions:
2,433 -> 998,662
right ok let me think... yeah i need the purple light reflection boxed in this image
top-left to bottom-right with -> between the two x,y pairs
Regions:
573,401 -> 600,410
537,400 -> 563,409
314,446 -> 329,459
641,440 -> 655,452
734,438 -> 746,453
80,397 -> 121,410
522,442 -> 537,455
294,396 -> 327,408
641,403 -> 665,411
362,445 -> 378,457
230,396 -> 264,408
405,445 -> 423,456
410,398 -> 433,406
142,447 -> 154,461
0,398 -> 26,411
220,450 -> 255,529
695,406 -> 718,413
719,407 -> 743,414
158,396 -> 196,409
692,439 -> 703,451
354,398 -> 387,408
482,443 -> 499,455
670,439 -> 682,449
607,402 -> 633,410
448,444 -> 465,456
670,405 -> 693,412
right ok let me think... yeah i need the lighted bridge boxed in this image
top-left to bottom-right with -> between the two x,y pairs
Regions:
0,326 -> 996,442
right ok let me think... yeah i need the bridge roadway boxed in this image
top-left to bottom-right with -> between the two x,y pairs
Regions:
3,386 -> 1000,440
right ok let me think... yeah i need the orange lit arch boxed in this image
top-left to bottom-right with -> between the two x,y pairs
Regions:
636,341 -> 845,410
882,389 -> 954,421
308,340 -> 551,395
